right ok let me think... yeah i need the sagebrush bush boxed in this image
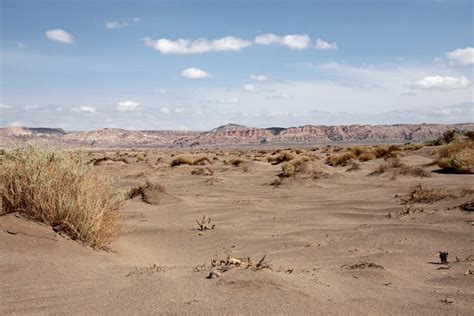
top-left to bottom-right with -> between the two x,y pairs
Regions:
327,151 -> 356,166
0,146 -> 122,248
437,139 -> 474,174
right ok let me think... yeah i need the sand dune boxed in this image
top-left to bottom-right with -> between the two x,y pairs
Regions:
1,147 -> 473,314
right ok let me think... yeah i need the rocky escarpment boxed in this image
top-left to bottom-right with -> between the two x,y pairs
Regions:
174,123 -> 474,146
1,123 -> 473,148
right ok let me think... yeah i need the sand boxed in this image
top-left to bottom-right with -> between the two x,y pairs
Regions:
1,147 -> 473,315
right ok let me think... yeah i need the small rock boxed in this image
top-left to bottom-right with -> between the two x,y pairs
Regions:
207,271 -> 221,279
6,230 -> 17,235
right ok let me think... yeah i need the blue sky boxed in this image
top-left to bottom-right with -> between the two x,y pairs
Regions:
1,0 -> 473,130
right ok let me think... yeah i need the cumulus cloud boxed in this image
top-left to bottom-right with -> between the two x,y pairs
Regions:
242,84 -> 256,92
446,47 -> 474,66
0,103 -> 13,108
255,33 -> 310,50
117,100 -> 140,111
250,74 -> 269,81
45,29 -> 74,44
412,76 -> 471,90
315,38 -> 337,50
181,67 -> 209,79
144,36 -> 252,54
160,107 -> 170,114
105,20 -> 128,29
254,33 -> 282,45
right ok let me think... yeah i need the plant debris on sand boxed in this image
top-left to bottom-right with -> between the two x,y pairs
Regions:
208,254 -> 272,277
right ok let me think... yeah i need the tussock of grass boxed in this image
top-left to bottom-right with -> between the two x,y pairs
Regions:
191,167 -> 213,176
127,179 -> 166,203
402,182 -> 447,204
327,151 -> 356,166
358,151 -> 377,162
281,156 -> 311,177
0,146 -> 122,248
170,155 -> 212,167
369,157 -> 430,178
268,150 -> 296,165
436,139 -> 474,174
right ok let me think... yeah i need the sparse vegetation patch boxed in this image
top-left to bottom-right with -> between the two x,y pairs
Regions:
0,146 -> 122,248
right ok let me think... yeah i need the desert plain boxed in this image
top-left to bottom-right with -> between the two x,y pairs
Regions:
0,143 -> 473,315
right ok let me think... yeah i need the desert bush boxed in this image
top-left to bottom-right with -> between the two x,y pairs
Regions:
369,157 -> 429,178
230,158 -> 245,166
402,182 -> 447,204
0,146 -> 122,248
436,139 -> 474,174
358,151 -> 377,162
281,156 -> 312,177
327,151 -> 356,166
191,167 -> 213,176
127,179 -> 166,204
170,155 -> 212,167
170,155 -> 195,166
268,150 -> 295,164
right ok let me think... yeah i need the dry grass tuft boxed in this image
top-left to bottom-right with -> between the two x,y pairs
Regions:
191,167 -> 213,176
401,182 -> 448,204
281,156 -> 311,177
195,215 -> 215,231
89,156 -> 129,165
436,139 -> 474,174
268,151 -> 296,165
358,151 -> 377,162
170,155 -> 212,167
369,157 -> 430,178
327,151 -> 356,166
0,146 -> 122,248
127,179 -> 166,204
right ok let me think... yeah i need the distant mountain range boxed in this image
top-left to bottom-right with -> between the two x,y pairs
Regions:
1,123 -> 473,147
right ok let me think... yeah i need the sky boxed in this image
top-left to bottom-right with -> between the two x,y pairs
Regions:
0,0 -> 473,131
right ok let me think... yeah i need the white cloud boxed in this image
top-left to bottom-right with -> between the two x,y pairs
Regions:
250,74 -> 269,81
24,105 -> 40,111
132,17 -> 141,23
282,35 -> 310,50
160,107 -> 170,114
45,29 -> 74,44
117,100 -> 140,111
254,33 -> 310,50
315,38 -> 337,50
0,103 -> 12,108
75,106 -> 96,113
105,20 -> 128,29
219,97 -> 239,103
144,36 -> 252,54
412,76 -> 471,90
446,47 -> 474,66
242,84 -> 256,92
174,108 -> 184,113
265,93 -> 292,99
181,67 -> 209,79
254,33 -> 282,45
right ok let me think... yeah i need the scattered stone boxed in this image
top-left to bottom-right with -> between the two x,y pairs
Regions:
207,271 -> 221,279
439,251 -> 449,264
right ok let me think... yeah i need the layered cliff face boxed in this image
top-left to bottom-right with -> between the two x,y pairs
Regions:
1,123 -> 473,147
174,123 -> 474,146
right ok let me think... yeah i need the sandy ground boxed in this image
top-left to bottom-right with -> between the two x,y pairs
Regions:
1,147 -> 473,315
